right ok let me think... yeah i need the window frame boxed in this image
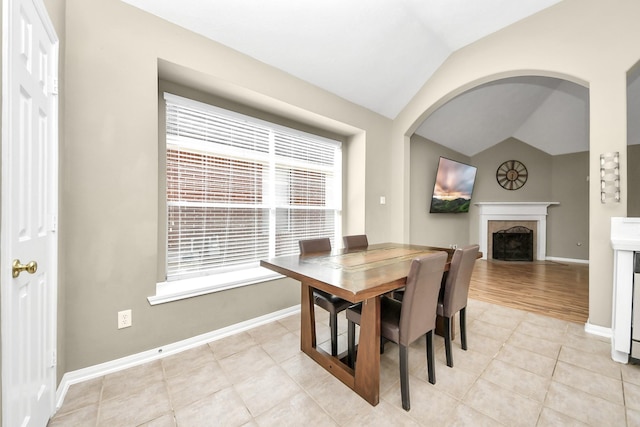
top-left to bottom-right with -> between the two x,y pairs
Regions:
149,93 -> 342,305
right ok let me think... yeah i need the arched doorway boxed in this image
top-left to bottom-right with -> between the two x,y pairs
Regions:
408,75 -> 590,323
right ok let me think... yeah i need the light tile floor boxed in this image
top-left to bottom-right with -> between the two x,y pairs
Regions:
48,299 -> 640,426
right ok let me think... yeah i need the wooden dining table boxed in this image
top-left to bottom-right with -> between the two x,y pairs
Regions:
260,242 -> 456,406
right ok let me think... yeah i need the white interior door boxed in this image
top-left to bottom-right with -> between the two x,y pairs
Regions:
1,0 -> 58,425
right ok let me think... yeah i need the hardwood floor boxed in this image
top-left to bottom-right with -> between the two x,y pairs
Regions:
469,259 -> 589,324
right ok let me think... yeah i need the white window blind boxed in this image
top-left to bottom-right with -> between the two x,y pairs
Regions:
164,93 -> 341,282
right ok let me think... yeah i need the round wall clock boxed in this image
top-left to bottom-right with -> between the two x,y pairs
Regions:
496,160 -> 528,190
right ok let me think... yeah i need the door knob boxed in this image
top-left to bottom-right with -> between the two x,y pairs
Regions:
12,259 -> 38,278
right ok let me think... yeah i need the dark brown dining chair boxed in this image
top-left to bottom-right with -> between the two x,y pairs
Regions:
346,251 -> 447,411
343,234 -> 368,250
299,238 -> 351,356
438,244 -> 480,368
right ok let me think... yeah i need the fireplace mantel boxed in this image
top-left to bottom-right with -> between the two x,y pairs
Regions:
475,202 -> 559,261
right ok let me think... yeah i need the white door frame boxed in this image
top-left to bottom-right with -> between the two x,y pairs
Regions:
1,0 -> 58,425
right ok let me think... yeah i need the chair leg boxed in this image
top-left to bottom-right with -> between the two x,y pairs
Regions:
399,344 -> 410,411
444,316 -> 453,368
347,320 -> 356,368
460,307 -> 467,351
426,330 -> 436,384
329,313 -> 338,356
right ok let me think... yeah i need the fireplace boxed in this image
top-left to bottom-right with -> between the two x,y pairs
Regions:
476,202 -> 558,261
493,226 -> 534,261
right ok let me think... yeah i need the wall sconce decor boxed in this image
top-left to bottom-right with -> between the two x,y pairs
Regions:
600,151 -> 620,203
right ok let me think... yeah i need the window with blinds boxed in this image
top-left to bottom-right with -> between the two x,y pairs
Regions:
164,93 -> 342,282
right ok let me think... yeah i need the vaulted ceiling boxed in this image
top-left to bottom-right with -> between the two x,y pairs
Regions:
122,0 -> 640,156
415,76 -> 590,156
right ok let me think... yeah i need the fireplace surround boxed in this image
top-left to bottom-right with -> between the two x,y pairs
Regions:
476,202 -> 558,261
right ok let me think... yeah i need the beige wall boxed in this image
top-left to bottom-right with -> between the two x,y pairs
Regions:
40,0 -> 640,379
471,138 -> 590,261
395,0 -> 640,328
629,145 -> 640,217
469,138 -> 555,252
59,0 -> 392,371
548,151 -> 590,260
471,138 -> 553,203
409,135 -> 473,248
410,135 -> 590,261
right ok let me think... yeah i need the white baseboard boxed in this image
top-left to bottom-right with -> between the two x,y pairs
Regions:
545,256 -> 589,265
584,320 -> 612,338
55,305 -> 300,411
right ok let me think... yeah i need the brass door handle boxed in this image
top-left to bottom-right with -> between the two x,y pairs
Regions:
12,259 -> 38,278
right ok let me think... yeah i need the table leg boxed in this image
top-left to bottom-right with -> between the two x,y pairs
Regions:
353,296 -> 381,405
300,282 -> 316,352
298,283 -> 379,406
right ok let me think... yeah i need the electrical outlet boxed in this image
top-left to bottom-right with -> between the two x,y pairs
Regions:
118,309 -> 132,329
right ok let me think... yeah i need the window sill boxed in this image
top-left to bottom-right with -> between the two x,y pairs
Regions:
148,267 -> 284,305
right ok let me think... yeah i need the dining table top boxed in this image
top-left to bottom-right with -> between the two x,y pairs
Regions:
260,242 -> 455,303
